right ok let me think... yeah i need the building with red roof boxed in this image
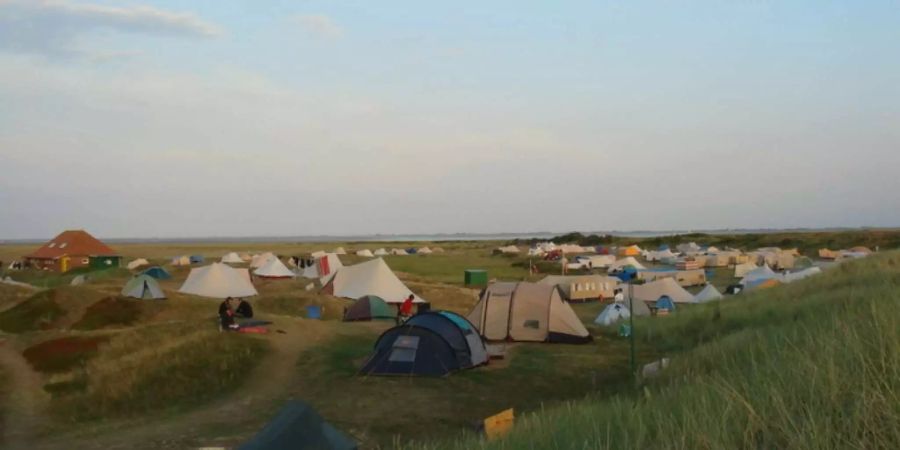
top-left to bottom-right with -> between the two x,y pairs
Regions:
24,230 -> 121,272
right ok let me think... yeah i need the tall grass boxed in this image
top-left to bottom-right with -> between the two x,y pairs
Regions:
412,252 -> 900,450
51,322 -> 268,422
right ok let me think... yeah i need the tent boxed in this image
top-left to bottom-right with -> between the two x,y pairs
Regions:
127,258 -> 149,270
141,266 -> 171,280
405,247 -> 418,254
818,248 -> 838,259
189,255 -> 204,264
311,250 -> 327,258
537,275 -> 619,301
594,302 -> 631,326
794,256 -> 814,269
360,310 -> 488,377
677,242 -> 701,254
333,247 -> 347,255
745,278 -> 782,290
343,295 -> 395,321
373,248 -> 388,256
254,257 -> 295,279
656,295 -> 676,311
619,245 -> 641,256
741,265 -> 779,285
629,278 -> 695,304
581,255 -> 616,268
494,245 -> 520,255
782,267 -> 822,283
607,257 -> 646,273
250,252 -> 277,269
390,248 -> 409,256
301,253 -> 344,281
356,249 -> 374,258
467,282 -> 591,343
725,284 -> 744,295
179,263 -> 258,298
734,261 -> 758,278
694,284 -> 723,303
848,246 -> 873,254
221,252 -> 244,264
322,258 -> 425,303
121,274 -> 166,299
70,274 -> 87,286
171,255 -> 191,266
240,252 -> 253,262
238,400 -> 357,450
417,247 -> 433,255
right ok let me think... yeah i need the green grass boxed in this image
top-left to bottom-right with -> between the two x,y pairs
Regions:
51,323 -> 269,422
0,289 -> 65,333
382,254 -> 534,285
71,297 -> 143,330
8,267 -> 131,289
290,325 -> 650,448
410,252 -> 900,450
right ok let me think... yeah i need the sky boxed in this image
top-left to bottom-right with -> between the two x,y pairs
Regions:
1,0 -> 899,239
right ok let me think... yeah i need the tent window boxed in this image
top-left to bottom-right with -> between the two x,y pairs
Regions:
523,319 -> 540,329
389,335 -> 420,362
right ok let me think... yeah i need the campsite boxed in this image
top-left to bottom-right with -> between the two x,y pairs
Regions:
0,229 -> 898,449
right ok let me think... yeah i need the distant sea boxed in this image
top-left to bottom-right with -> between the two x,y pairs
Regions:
1,228 -> 877,244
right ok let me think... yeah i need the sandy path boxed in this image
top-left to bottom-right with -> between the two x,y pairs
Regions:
30,315 -> 332,450
0,340 -> 50,450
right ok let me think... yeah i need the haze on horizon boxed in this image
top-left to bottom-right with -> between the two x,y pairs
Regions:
1,0 -> 899,240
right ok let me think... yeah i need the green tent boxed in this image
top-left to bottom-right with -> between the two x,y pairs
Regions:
121,275 -> 166,299
343,295 -> 395,321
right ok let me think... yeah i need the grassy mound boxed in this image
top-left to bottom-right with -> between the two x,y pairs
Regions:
413,252 -> 900,450
22,336 -> 109,374
0,289 -> 65,333
71,297 -> 142,330
52,322 -> 268,422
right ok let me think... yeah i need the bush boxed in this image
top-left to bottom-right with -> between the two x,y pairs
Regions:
23,336 -> 108,374
71,297 -> 142,330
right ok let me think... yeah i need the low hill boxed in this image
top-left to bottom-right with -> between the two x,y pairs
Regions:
415,251 -> 900,449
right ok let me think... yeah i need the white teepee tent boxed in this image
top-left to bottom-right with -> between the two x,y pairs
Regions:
322,258 -> 424,303
179,263 -> 258,298
254,257 -> 295,279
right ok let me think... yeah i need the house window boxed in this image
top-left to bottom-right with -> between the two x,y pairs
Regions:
82,258 -> 89,264
48,243 -> 56,248
59,243 -> 67,249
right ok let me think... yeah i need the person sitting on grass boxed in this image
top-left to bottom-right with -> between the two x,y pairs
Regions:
219,297 -> 238,331
235,298 -> 254,318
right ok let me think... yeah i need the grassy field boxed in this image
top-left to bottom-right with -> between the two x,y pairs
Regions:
411,251 -> 900,450
0,232 -> 896,449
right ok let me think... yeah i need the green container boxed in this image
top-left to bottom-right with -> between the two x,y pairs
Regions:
464,269 -> 488,286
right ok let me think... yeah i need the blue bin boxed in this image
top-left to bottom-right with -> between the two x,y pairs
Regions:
305,305 -> 322,319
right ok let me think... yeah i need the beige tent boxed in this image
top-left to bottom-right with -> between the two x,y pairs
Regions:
390,248 -> 409,256
639,269 -> 706,287
171,255 -> 191,266
321,258 -> 424,303
301,253 -> 344,281
373,248 -> 388,256
356,249 -> 374,258
629,278 -> 695,304
494,245 -> 520,255
607,257 -> 646,272
818,248 -> 838,259
250,252 -> 277,269
221,252 -> 244,264
694,284 -> 723,303
538,275 -> 620,301
467,282 -> 591,343
240,252 -> 253,262
126,258 -> 149,270
179,263 -> 258,298
734,261 -> 758,278
253,257 -> 295,279
333,247 -> 347,255
417,247 -> 433,255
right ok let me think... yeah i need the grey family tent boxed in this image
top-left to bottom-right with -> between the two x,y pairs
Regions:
343,295 -> 395,321
360,310 -> 488,377
467,282 -> 591,343
121,274 -> 165,299
694,284 -> 723,303
594,302 -> 630,326
238,400 -> 357,450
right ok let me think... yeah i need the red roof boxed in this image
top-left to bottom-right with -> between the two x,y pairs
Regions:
25,230 -> 119,260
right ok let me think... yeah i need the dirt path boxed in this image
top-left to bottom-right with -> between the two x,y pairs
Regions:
30,315 -> 332,449
0,340 -> 50,450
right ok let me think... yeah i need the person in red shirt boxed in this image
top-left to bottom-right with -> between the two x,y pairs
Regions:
397,294 -> 415,324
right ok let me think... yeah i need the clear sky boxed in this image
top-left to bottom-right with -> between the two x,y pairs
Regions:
1,0 -> 898,239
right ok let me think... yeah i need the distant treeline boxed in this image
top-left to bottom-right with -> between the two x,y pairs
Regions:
510,229 -> 900,255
